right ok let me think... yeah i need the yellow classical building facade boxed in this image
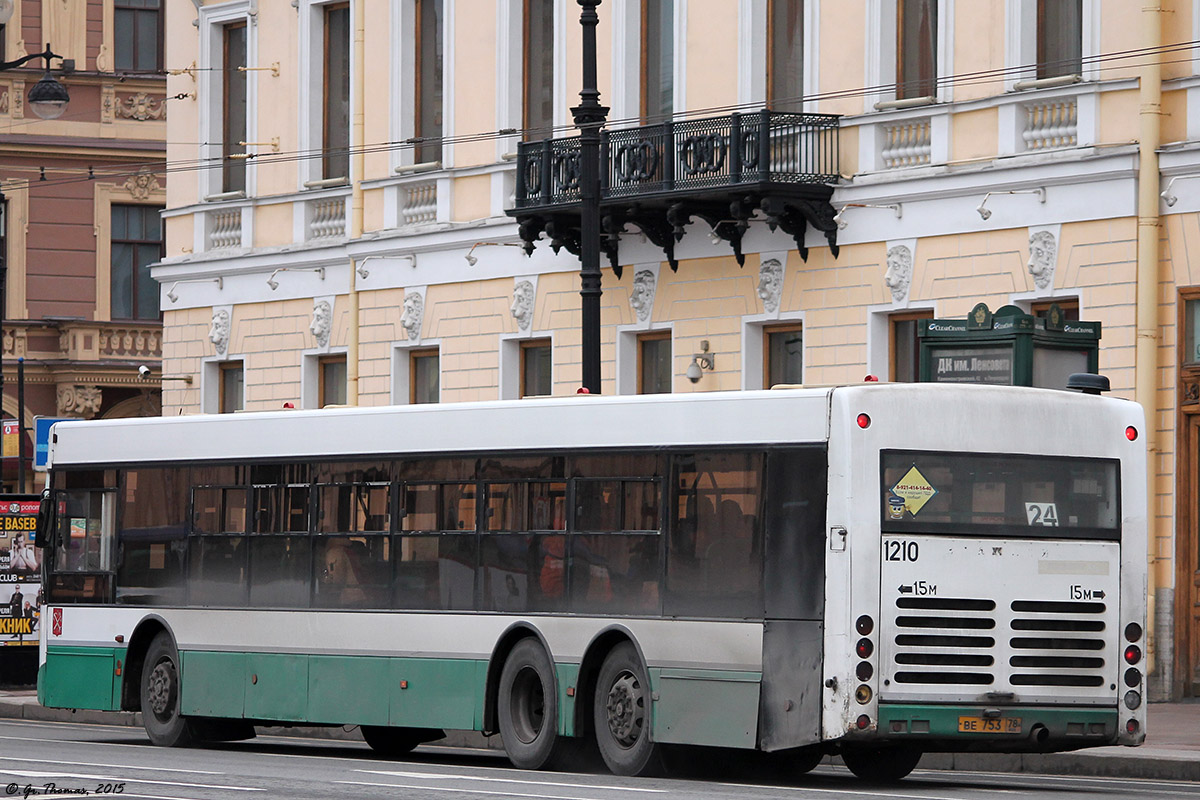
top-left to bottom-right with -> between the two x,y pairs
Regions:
159,1 -> 1200,699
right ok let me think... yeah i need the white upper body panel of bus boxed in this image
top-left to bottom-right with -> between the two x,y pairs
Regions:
47,388 -> 839,467
45,383 -> 1143,468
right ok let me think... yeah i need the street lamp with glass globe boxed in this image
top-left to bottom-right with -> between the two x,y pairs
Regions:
0,42 -> 70,120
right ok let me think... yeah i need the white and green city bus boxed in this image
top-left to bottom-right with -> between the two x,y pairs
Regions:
35,384 -> 1146,781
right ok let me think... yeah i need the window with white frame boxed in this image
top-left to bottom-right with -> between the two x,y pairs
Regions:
523,0 -> 555,140
767,0 -> 803,112
897,0 -> 937,100
222,21 -> 248,193
415,0 -> 444,164
323,3 -> 351,181
641,0 -> 673,121
1036,0 -> 1082,79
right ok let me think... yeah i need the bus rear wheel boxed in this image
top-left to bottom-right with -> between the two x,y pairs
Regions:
841,745 -> 921,782
498,638 -> 560,769
140,632 -> 194,747
593,643 -> 662,777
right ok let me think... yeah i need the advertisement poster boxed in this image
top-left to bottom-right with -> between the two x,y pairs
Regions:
0,498 -> 41,646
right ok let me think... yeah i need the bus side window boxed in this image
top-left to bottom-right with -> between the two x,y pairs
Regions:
48,489 -> 117,603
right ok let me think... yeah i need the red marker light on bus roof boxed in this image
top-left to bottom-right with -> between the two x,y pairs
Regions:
857,414 -> 871,429
1125,426 -> 1138,441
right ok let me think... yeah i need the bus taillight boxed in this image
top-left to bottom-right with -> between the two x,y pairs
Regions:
1125,426 -> 1138,441
1124,622 -> 1142,642
856,638 -> 873,658
1124,644 -> 1142,665
1126,719 -> 1140,735
856,714 -> 871,730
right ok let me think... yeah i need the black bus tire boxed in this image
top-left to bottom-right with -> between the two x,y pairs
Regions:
593,643 -> 662,776
841,745 -> 921,782
361,725 -> 444,757
498,638 -> 560,769
140,632 -> 194,747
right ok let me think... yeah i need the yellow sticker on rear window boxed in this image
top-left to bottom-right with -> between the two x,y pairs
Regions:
890,466 -> 938,517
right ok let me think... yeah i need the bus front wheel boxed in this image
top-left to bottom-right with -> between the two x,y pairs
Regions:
840,745 -> 921,782
593,643 -> 662,777
498,638 -> 560,769
140,632 -> 194,747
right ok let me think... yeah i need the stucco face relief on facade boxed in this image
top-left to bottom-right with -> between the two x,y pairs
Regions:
311,301 -> 332,348
757,259 -> 784,313
511,281 -> 535,332
630,270 -> 657,323
401,292 -> 425,342
209,309 -> 231,356
1027,230 -> 1058,291
885,245 -> 913,303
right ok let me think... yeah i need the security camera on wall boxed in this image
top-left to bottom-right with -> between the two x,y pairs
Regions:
138,365 -> 152,379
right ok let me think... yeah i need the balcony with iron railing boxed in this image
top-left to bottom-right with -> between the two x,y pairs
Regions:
508,111 -> 841,271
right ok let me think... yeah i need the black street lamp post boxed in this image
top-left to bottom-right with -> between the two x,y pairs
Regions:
0,45 -> 68,489
572,0 -> 608,394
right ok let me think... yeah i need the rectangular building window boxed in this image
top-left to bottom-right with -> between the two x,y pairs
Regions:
641,0 -> 673,121
415,0 -> 444,164
223,22 -> 248,193
319,356 -> 347,407
638,332 -> 671,394
323,3 -> 351,180
891,311 -> 932,382
521,339 -> 552,398
764,323 -> 803,387
1037,0 -> 1083,79
767,0 -> 803,112
897,0 -> 937,100
111,205 -> 164,320
411,348 -> 440,404
220,362 -> 244,413
1030,299 -> 1080,321
523,0 -> 554,140
115,0 -> 162,73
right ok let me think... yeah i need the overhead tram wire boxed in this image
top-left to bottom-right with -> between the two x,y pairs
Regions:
10,39 -> 1200,194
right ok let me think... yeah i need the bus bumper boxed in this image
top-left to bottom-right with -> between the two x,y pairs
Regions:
872,704 -> 1124,752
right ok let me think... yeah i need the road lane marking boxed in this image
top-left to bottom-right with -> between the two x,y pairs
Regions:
711,778 -> 968,800
338,780 -> 651,800
359,769 -> 667,793
0,756 -> 223,774
0,770 -> 263,792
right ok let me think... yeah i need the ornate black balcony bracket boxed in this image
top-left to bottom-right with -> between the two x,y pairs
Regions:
508,111 -> 841,277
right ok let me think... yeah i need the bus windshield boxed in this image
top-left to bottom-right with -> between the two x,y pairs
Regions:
881,450 -> 1119,540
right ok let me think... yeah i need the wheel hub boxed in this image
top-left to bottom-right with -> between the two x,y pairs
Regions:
147,660 -> 174,718
605,670 -> 643,747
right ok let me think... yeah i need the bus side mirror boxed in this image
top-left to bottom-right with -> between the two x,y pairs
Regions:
34,489 -> 53,549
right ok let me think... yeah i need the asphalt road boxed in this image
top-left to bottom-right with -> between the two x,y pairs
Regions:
0,718 -> 1195,800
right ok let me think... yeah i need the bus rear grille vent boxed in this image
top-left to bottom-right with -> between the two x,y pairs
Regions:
1008,599 -> 1108,688
892,596 -> 999,684
894,671 -> 993,685
897,598 -> 996,611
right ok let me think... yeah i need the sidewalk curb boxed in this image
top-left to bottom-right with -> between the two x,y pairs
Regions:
4,699 -> 1194,781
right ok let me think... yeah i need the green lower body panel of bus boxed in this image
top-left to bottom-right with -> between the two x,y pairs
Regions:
39,645 -> 762,749
875,703 -> 1119,750
40,646 -> 126,712
179,650 -> 491,730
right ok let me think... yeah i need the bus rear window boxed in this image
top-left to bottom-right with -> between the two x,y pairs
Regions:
881,451 -> 1119,539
